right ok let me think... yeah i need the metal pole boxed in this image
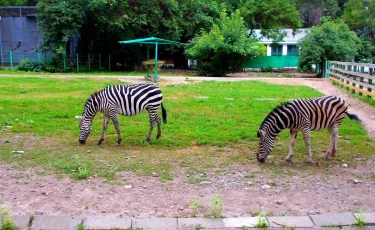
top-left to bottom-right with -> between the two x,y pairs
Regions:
146,45 -> 150,76
154,41 -> 158,83
0,14 -> 3,66
63,51 -> 66,72
76,53 -> 79,72
20,7 -> 24,60
10,51 -> 13,70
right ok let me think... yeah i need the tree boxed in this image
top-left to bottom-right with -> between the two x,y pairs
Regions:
186,10 -> 266,76
292,0 -> 347,27
37,0 -> 88,53
218,0 -> 301,42
298,17 -> 361,75
342,0 -> 375,45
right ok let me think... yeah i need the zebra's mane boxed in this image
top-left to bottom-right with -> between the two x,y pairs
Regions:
82,91 -> 101,114
258,101 -> 290,132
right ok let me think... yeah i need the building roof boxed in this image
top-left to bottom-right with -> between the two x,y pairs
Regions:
252,29 -> 309,45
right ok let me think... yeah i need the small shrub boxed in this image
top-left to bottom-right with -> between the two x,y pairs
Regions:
0,202 -> 16,230
17,59 -> 43,72
188,199 -> 202,217
208,194 -> 223,218
353,210 -> 366,227
255,208 -> 269,228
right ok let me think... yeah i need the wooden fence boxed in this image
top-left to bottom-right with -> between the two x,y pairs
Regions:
329,61 -> 375,98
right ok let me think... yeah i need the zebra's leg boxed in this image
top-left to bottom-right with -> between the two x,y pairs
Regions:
302,128 -> 314,163
110,113 -> 122,145
155,114 -> 162,139
146,112 -> 156,143
285,130 -> 298,162
97,114 -> 110,145
325,124 -> 339,159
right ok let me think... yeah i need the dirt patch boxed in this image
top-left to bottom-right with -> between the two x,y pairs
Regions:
1,159 -> 375,218
1,76 -> 375,218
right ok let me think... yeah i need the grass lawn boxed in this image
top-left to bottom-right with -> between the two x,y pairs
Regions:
0,77 -> 374,181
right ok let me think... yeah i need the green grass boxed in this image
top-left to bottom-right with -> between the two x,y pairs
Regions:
0,77 -> 374,181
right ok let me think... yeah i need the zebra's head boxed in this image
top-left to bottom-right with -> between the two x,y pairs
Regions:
75,115 -> 93,144
256,129 -> 275,163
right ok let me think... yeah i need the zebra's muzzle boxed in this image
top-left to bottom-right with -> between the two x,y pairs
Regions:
79,139 -> 86,144
257,156 -> 265,163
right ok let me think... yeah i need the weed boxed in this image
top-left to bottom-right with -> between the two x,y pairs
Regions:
255,208 -> 269,228
353,210 -> 366,227
323,224 -> 343,228
208,194 -> 224,218
0,202 -> 16,230
77,166 -> 90,180
188,199 -> 202,217
77,222 -> 84,230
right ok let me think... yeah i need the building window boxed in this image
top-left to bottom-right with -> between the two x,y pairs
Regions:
271,45 -> 283,56
287,45 -> 298,56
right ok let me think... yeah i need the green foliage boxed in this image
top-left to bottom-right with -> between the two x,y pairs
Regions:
353,210 -> 366,227
255,208 -> 269,228
298,17 -> 361,74
17,59 -> 44,72
208,194 -> 224,218
293,0 -> 345,27
37,0 -> 88,52
186,10 -> 266,76
0,202 -> 16,230
342,0 -> 375,44
77,222 -> 84,230
188,199 -> 202,217
220,0 -> 301,40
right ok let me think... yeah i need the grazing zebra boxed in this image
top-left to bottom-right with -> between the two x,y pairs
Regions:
75,83 -> 167,145
256,95 -> 360,163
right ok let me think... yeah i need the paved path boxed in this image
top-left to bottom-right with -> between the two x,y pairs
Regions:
2,212 -> 375,229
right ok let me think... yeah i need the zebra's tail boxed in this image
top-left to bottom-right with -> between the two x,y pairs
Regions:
161,103 -> 167,124
346,112 -> 361,122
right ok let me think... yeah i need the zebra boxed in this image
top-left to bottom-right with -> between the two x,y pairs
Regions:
256,95 -> 360,163
75,83 -> 167,145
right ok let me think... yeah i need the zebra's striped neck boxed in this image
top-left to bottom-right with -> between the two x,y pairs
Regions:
259,104 -> 289,136
82,93 -> 100,119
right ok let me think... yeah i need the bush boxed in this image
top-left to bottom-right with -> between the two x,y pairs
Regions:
17,59 -> 44,72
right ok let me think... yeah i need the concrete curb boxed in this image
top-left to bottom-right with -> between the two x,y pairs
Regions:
1,212 -> 375,229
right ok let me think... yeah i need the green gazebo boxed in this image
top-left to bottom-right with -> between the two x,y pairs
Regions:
119,37 -> 184,83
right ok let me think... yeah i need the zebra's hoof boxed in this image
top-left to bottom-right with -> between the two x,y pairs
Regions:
285,158 -> 293,163
307,160 -> 315,164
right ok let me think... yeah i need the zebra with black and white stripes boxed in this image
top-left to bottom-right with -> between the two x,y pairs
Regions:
256,95 -> 360,163
75,83 -> 167,145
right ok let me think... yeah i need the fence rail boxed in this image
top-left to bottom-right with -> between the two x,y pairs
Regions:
329,61 -> 375,98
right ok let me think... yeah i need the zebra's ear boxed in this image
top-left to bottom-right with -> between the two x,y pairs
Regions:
75,116 -> 83,120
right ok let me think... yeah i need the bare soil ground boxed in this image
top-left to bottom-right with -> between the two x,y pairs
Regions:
1,76 -> 375,218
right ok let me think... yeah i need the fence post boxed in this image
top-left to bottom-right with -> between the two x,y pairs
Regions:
63,51 -> 66,72
109,54 -> 111,71
76,53 -> 79,72
10,51 -> 13,70
99,54 -> 101,69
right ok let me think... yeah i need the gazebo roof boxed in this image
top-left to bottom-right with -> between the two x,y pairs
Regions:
118,37 -> 184,45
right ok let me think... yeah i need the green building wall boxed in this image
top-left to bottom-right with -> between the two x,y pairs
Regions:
242,55 -> 299,69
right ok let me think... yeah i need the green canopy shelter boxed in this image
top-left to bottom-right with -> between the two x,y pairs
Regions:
119,37 -> 185,83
